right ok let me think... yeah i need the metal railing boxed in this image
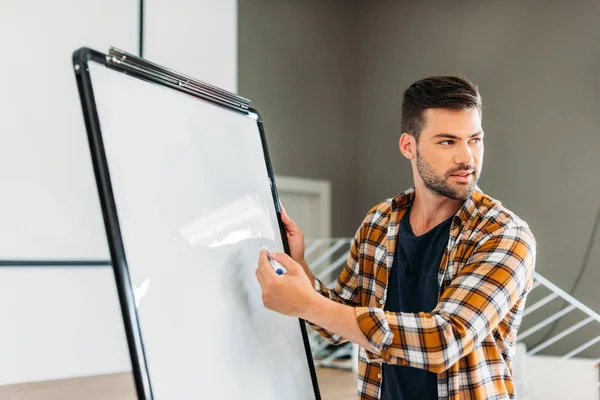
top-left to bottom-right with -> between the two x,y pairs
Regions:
304,238 -> 600,399
304,238 -> 355,369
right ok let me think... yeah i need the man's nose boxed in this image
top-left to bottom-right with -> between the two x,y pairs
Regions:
454,141 -> 474,165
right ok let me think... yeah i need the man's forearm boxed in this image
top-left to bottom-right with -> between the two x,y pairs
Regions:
298,258 -> 315,283
301,292 -> 377,353
296,256 -> 372,350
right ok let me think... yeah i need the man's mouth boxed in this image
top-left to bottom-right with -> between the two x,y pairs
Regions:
450,170 -> 474,182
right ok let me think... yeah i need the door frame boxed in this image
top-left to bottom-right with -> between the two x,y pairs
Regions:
274,175 -> 331,239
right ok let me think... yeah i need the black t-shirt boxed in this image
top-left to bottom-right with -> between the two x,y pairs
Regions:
380,206 -> 453,400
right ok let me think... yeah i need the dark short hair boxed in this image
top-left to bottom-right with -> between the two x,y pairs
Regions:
401,75 -> 482,141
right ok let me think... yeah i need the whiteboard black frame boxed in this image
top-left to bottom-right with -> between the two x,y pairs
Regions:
72,47 -> 321,400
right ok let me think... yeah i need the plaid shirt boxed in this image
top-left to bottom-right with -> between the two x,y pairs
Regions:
310,187 -> 536,400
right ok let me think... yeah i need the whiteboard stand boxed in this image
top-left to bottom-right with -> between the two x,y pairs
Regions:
70,47 -> 322,400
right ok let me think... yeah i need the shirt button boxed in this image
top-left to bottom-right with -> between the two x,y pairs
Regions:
378,374 -> 382,379
379,299 -> 384,305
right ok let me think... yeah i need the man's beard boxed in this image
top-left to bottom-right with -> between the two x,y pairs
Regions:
416,151 -> 479,200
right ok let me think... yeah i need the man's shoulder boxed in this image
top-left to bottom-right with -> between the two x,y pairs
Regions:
358,188 -> 414,235
362,199 -> 393,229
366,198 -> 393,217
472,190 -> 535,243
472,191 -> 537,278
362,187 -> 414,225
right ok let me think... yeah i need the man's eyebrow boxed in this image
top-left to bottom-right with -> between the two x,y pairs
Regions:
431,131 -> 484,140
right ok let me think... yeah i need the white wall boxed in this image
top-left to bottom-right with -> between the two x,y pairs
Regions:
0,0 -> 237,386
522,354 -> 598,400
0,268 -> 131,385
513,343 -> 598,400
0,0 -> 136,260
0,0 -> 138,386
145,0 -> 237,92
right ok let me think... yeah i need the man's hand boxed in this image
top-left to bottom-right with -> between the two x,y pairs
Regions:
279,202 -> 305,263
255,249 -> 318,318
279,202 -> 315,282
255,248 -> 378,353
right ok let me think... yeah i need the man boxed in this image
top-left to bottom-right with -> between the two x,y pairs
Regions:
255,75 -> 536,400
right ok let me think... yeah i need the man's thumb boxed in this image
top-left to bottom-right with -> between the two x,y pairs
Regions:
280,207 -> 298,231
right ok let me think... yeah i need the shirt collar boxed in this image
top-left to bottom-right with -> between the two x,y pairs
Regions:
390,185 -> 483,228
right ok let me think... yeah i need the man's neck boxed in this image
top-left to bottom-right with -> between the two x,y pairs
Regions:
409,187 -> 465,236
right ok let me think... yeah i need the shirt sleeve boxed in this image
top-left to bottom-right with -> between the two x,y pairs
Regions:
354,224 -> 536,373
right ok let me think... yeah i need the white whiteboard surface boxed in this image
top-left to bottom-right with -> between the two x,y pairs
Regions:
87,60 -> 317,400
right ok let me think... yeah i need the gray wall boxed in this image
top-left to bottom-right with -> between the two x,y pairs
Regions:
353,0 -> 600,354
238,0 -> 359,237
239,0 -> 600,354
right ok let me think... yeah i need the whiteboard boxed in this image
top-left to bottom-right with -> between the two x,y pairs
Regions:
78,51 -> 319,399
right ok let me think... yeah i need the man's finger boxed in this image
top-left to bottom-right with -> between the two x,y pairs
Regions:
255,265 -> 266,288
280,208 -> 293,225
279,199 -> 286,215
279,201 -> 296,226
258,248 -> 278,279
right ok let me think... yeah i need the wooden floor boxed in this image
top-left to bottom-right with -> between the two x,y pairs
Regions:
0,368 -> 357,399
0,372 -> 136,400
315,367 -> 358,400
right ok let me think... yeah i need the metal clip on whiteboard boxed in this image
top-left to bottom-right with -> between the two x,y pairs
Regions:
105,47 -> 251,112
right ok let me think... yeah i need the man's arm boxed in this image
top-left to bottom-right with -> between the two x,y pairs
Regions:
278,203 -> 368,345
304,228 -> 365,345
301,290 -> 378,353
298,258 -> 315,283
298,225 -> 536,373
279,201 -> 361,316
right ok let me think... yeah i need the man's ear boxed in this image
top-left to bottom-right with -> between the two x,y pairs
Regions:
399,133 -> 416,160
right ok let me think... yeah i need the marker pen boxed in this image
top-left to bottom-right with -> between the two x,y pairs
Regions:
261,246 -> 287,275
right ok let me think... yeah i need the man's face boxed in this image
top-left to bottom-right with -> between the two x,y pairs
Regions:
411,108 -> 484,200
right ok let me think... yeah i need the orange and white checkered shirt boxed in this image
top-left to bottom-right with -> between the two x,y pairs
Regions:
310,187 -> 536,399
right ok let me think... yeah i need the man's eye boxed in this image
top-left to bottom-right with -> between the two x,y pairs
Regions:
470,138 -> 482,144
440,140 -> 453,146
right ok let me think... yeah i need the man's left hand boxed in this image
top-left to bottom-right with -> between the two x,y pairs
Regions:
255,249 -> 317,318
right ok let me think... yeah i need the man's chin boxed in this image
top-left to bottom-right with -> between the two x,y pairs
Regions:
423,178 -> 477,201
442,181 -> 476,200
452,184 -> 476,200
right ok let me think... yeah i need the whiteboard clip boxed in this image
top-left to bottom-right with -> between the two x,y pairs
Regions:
106,47 -> 251,112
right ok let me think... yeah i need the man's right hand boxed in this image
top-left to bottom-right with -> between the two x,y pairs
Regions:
279,201 -> 315,283
279,201 -> 305,262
